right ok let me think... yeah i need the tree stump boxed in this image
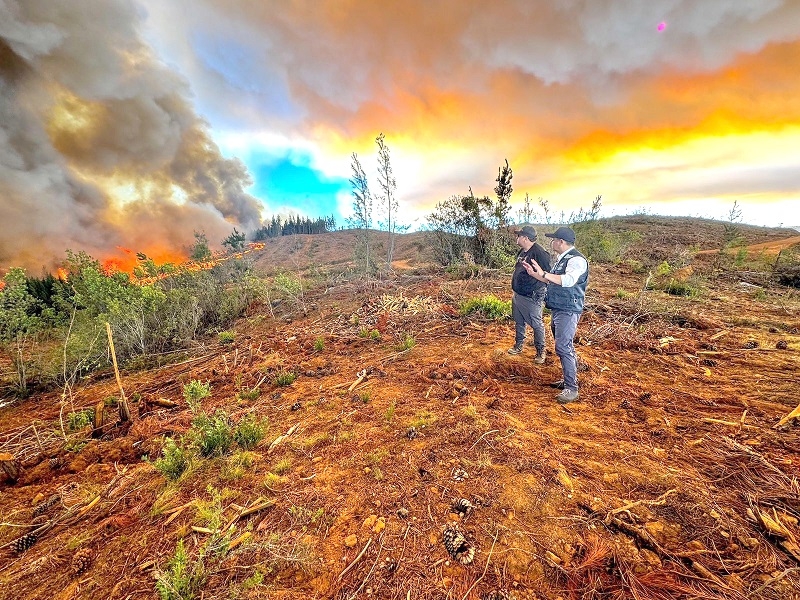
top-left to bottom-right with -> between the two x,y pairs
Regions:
0,452 -> 22,483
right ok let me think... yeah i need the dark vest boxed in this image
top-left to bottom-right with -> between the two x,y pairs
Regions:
545,248 -> 588,313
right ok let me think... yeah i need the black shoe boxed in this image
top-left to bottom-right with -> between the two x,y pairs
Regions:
549,380 -> 565,389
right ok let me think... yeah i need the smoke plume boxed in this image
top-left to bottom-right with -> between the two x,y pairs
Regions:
0,0 -> 263,272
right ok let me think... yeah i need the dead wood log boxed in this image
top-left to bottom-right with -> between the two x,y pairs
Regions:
604,514 -> 729,588
0,452 -> 22,483
91,400 -> 106,439
148,397 -> 179,408
105,322 -> 131,422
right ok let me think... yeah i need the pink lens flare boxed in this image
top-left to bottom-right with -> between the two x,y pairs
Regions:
657,21 -> 667,32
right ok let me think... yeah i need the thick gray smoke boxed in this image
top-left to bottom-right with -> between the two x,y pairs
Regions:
0,0 -> 263,272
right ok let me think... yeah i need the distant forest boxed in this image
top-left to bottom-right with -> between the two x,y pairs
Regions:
250,215 -> 337,240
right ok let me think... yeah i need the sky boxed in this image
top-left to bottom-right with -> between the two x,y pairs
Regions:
2,0 -> 800,271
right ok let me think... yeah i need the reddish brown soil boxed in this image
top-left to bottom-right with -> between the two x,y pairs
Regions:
1,223 -> 800,600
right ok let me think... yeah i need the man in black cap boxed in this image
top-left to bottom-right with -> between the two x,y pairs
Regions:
508,225 -> 551,363
523,226 -> 588,403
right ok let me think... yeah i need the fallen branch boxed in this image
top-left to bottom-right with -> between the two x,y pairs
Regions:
347,369 -> 368,392
469,429 -> 499,451
747,567 -> 800,597
267,423 -> 299,454
338,537 -> 372,580
607,489 -> 677,518
775,403 -> 800,428
224,499 -> 276,531
461,531 -> 498,600
702,417 -> 757,429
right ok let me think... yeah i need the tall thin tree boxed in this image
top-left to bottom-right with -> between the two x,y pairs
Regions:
347,152 -> 374,274
376,133 -> 398,270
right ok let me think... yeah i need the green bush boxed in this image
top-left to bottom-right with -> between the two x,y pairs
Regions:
66,409 -> 93,432
358,327 -> 381,340
459,295 -> 511,320
274,371 -> 297,386
155,539 -> 206,600
183,380 -> 211,412
237,387 -> 261,402
663,279 -> 700,298
154,438 -> 189,481
572,221 -> 641,264
313,337 -> 325,351
190,410 -> 234,457
396,333 -> 416,351
234,414 -> 267,449
654,261 -> 672,277
217,331 -> 235,344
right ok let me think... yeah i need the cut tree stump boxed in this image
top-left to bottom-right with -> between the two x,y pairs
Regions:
0,452 -> 22,483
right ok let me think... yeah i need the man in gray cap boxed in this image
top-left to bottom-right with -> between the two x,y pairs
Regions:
523,226 -> 588,403
508,225 -> 551,362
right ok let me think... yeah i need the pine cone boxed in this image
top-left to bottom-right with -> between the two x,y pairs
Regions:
71,548 -> 93,574
11,533 -> 38,554
451,498 -> 475,517
442,524 -> 475,565
32,494 -> 60,518
483,591 -> 516,600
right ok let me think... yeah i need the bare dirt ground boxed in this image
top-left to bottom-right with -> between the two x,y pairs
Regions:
1,222 -> 800,600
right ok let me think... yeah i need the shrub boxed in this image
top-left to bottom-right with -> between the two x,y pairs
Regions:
358,327 -> 381,340
313,337 -> 325,351
663,279 -> 700,298
190,411 -> 234,457
271,458 -> 292,475
217,331 -> 235,344
654,261 -> 672,277
154,438 -> 189,481
459,295 -> 511,320
66,409 -> 93,432
571,220 -> 641,264
274,371 -> 297,386
384,401 -> 396,423
183,380 -> 211,412
155,539 -> 206,600
237,387 -> 261,401
234,414 -> 267,449
625,258 -> 645,273
396,333 -> 416,351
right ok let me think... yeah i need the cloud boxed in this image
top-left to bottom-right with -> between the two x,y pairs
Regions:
0,0 -> 263,271
3,0 -> 800,274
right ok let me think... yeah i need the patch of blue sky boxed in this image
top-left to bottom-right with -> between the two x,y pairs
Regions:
250,153 -> 350,221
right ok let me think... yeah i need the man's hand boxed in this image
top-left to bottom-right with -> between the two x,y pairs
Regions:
524,258 -> 546,279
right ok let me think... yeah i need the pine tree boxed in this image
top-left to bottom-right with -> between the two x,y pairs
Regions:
347,152 -> 374,275
376,133 -> 398,271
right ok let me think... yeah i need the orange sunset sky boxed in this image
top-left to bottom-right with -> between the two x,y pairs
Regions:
2,1 -> 800,271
